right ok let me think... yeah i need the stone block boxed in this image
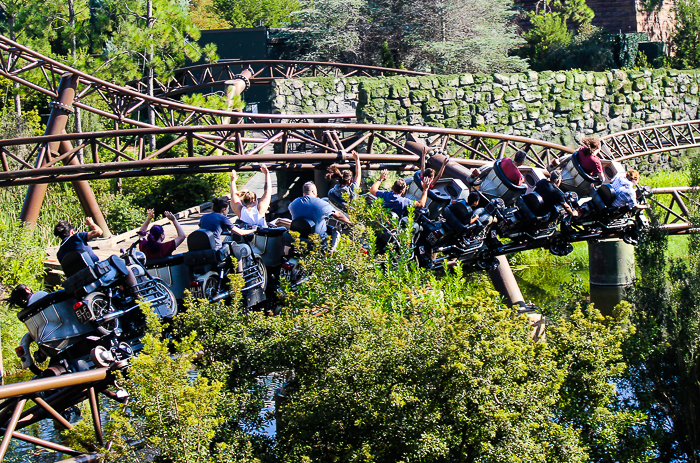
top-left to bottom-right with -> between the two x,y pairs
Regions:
409,90 -> 431,103
437,87 -> 457,101
423,98 -> 442,113
556,98 -> 575,112
494,73 -> 510,85
492,87 -> 505,101
444,102 -> 459,118
504,89 -> 521,102
610,104 -> 624,117
582,86 -> 595,100
510,100 -> 527,111
595,86 -> 607,98
460,74 -> 474,85
523,91 -> 542,102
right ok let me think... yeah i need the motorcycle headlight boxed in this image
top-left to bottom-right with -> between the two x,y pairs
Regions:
132,251 -> 147,267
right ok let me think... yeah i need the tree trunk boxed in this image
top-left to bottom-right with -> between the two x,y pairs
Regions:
147,0 -> 156,150
9,17 -> 20,117
68,0 -> 84,162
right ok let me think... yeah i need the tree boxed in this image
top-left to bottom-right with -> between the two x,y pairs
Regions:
213,0 -> 300,28
624,199 -> 700,461
670,0 -> 700,69
285,0 -> 527,73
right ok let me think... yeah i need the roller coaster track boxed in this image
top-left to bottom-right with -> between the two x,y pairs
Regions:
600,120 -> 700,161
0,35 -> 353,129
0,367 -> 119,462
128,60 -> 430,98
0,123 -> 574,185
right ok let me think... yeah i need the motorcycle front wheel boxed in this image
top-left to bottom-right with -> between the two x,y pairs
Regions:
87,292 -> 119,336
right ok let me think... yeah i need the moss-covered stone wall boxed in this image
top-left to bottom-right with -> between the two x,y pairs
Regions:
270,69 -> 700,171
271,77 -> 370,114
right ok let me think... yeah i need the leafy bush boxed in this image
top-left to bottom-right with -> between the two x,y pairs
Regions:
99,193 -> 146,235
120,173 -> 229,216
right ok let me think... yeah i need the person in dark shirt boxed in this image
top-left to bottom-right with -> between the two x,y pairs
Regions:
576,137 -> 603,179
533,170 -> 578,217
55,217 -> 103,265
369,170 -> 432,217
55,218 -> 140,295
138,210 -> 186,260
199,197 -> 255,250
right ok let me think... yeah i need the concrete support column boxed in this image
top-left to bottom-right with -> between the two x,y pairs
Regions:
589,239 -> 635,315
19,73 -> 110,236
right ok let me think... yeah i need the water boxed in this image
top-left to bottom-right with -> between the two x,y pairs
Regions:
2,373 -> 119,463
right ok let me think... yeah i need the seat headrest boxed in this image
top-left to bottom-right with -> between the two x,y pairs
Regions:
597,184 -> 617,206
522,192 -> 544,216
60,251 -> 94,277
187,229 -> 216,251
446,200 -> 473,224
412,171 -> 424,192
290,218 -> 315,238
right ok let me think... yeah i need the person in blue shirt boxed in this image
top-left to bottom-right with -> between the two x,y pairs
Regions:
55,217 -> 103,265
199,197 -> 256,249
288,181 -> 351,250
369,169 -> 431,217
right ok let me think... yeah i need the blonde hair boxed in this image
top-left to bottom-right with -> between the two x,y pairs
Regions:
625,170 -> 640,182
237,189 -> 257,206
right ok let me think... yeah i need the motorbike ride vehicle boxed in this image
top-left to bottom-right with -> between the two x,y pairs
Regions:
16,249 -> 177,376
561,183 -> 652,246
145,228 -> 267,309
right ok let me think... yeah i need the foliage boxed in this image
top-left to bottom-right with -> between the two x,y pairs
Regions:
670,0 -> 700,69
213,0 -> 300,28
120,172 -> 229,217
285,0 -> 527,73
520,0 -> 618,72
99,193 -> 146,235
189,0 -> 229,30
168,198 -> 645,461
624,162 -> 700,461
103,308 -> 228,463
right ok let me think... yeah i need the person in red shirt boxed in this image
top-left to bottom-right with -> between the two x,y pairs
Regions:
576,137 -> 603,179
499,150 -> 527,185
138,209 -> 186,260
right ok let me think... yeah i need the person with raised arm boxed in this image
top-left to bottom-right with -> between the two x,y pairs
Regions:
137,209 -> 187,260
369,169 -> 432,217
230,164 -> 272,228
326,150 -> 362,209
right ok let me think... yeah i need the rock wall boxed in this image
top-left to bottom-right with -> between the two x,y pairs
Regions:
270,69 -> 700,172
271,77 -> 369,114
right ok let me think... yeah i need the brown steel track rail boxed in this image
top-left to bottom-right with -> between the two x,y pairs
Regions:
648,186 -> 700,234
128,60 -> 430,98
0,367 -> 122,462
0,35 -> 353,130
600,120 -> 700,162
0,123 -> 574,186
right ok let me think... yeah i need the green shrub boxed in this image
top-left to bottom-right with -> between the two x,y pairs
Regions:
99,193 -> 146,235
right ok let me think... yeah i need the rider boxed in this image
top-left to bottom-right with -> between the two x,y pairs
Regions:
230,164 -> 273,228
6,284 -> 48,309
326,150 -> 362,209
369,169 -> 431,217
500,150 -> 527,185
55,217 -> 102,265
576,137 -> 604,179
288,181 -> 351,250
138,209 -> 187,259
199,196 -> 256,250
534,170 -> 579,218
419,150 -> 450,189
54,218 -> 140,295
610,169 -> 649,210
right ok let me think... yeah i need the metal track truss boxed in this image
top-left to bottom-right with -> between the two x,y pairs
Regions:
649,186 -> 700,234
0,35 -> 352,131
0,123 -> 573,186
0,368 -> 122,462
600,120 -> 700,162
128,60 -> 430,98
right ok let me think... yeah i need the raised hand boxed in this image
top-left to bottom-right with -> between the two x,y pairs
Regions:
147,209 -> 155,220
260,164 -> 269,174
380,169 -> 389,181
230,170 -> 238,183
164,211 -> 175,221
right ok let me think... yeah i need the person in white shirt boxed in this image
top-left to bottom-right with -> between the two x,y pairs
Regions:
230,164 -> 272,228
